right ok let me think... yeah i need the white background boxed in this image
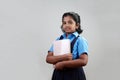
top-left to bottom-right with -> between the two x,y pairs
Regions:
0,0 -> 120,80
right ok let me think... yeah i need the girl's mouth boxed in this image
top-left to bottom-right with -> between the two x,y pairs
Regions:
65,27 -> 71,30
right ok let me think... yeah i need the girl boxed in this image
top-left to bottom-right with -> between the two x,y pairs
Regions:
46,12 -> 88,80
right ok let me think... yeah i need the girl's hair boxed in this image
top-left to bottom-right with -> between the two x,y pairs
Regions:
61,12 -> 83,34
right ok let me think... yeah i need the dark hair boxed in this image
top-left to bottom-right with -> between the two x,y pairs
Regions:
61,12 -> 83,34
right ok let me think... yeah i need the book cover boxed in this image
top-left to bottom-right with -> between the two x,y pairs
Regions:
53,39 -> 70,56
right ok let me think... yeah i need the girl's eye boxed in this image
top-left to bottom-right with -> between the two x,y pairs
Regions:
62,21 -> 73,25
68,21 -> 73,24
62,22 -> 66,25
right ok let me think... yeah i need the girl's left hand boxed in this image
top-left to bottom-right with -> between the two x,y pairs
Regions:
54,62 -> 65,70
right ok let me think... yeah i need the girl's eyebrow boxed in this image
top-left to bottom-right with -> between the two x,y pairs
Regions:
63,19 -> 73,22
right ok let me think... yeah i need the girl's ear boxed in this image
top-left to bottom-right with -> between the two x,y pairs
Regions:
75,23 -> 79,29
61,25 -> 65,32
61,25 -> 63,29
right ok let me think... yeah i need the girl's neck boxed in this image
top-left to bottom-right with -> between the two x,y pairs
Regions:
66,34 -> 68,38
66,32 -> 71,38
65,31 -> 76,38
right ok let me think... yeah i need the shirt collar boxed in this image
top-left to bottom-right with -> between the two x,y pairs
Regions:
62,31 -> 79,38
72,31 -> 79,37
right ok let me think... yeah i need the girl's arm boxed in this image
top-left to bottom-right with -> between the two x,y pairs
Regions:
46,51 -> 72,64
54,53 -> 88,70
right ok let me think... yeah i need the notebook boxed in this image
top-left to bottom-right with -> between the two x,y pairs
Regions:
53,39 -> 70,56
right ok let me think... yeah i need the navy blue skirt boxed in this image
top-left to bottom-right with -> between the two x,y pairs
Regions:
52,67 -> 86,80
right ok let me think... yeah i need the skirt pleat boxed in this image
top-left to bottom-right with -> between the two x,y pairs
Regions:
52,67 -> 86,80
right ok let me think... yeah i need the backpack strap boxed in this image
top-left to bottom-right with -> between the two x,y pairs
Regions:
71,35 -> 79,53
59,35 -> 64,40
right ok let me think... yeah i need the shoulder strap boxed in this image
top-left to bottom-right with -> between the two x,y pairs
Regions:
71,35 -> 79,53
59,35 -> 64,40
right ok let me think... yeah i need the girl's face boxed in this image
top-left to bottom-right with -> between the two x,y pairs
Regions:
62,16 -> 78,34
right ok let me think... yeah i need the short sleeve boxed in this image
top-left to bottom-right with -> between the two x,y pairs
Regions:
48,44 -> 53,52
48,37 -> 60,52
77,37 -> 88,56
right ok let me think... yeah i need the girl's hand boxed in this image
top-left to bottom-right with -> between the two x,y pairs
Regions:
64,53 -> 73,60
46,51 -> 73,64
54,62 -> 65,70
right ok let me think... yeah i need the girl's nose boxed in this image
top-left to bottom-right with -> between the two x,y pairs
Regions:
65,23 -> 70,27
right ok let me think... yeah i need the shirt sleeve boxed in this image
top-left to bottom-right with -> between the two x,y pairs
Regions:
77,37 -> 88,56
48,44 -> 53,52
48,37 -> 60,52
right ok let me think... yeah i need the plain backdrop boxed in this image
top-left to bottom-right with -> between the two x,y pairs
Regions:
0,0 -> 120,80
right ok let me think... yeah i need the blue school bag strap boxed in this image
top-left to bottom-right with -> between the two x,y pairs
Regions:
59,35 -> 79,57
71,35 -> 79,53
59,35 -> 64,40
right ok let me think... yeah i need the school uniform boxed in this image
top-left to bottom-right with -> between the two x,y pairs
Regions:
48,31 -> 88,80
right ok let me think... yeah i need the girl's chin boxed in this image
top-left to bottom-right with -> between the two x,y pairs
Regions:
65,31 -> 73,34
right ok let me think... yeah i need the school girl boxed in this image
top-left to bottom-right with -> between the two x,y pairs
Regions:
46,12 -> 88,80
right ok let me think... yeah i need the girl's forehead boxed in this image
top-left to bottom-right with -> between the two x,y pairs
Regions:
63,16 -> 74,21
